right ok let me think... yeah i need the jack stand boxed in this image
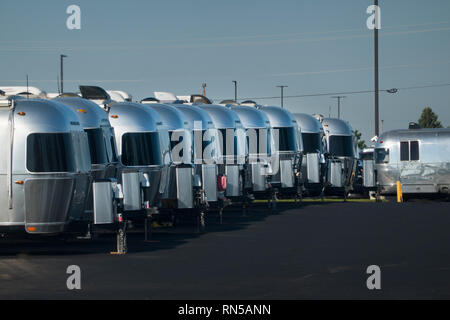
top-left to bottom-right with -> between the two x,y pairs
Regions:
242,203 -> 247,217
218,207 -> 223,225
271,191 -> 278,214
111,222 -> 127,255
297,192 -> 303,207
196,210 -> 206,234
144,217 -> 152,242
77,223 -> 93,240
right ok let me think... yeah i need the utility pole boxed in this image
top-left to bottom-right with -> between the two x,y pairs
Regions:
374,0 -> 380,137
232,80 -> 237,101
331,96 -> 346,119
277,85 -> 288,108
60,54 -> 67,94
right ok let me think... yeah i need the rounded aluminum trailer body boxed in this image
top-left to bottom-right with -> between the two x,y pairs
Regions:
259,106 -> 302,196
54,97 -> 120,224
374,129 -> 450,195
145,103 -> 198,210
293,113 -> 327,196
0,98 -> 91,234
322,118 -> 357,194
231,105 -> 272,194
172,104 -> 220,204
108,102 -> 171,214
199,105 -> 246,199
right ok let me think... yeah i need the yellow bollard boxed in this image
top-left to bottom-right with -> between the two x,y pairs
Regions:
396,181 -> 403,203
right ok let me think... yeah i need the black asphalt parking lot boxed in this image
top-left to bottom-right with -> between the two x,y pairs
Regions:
1,200 -> 450,299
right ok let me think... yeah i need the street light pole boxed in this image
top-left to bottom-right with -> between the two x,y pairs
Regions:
277,85 -> 288,108
60,54 -> 67,94
232,80 -> 237,101
374,0 -> 380,137
331,96 -> 346,119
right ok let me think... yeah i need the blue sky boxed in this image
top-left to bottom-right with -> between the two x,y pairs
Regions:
1,0 -> 449,142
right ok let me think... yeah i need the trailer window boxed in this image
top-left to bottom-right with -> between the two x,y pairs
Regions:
410,141 -> 419,161
273,127 -> 297,152
360,152 -> 373,161
121,132 -> 162,166
110,136 -> 118,162
218,128 -> 246,157
169,131 -> 183,158
246,128 -> 269,155
84,128 -> 108,165
400,141 -> 419,161
375,148 -> 389,164
329,135 -> 354,157
302,133 -> 321,153
27,133 -> 76,172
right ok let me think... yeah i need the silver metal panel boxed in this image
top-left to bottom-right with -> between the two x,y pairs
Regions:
202,164 -> 217,202
67,174 -> 90,221
280,159 -> 294,188
329,161 -> 343,187
363,160 -> 376,187
93,181 -> 114,224
251,163 -> 266,192
401,184 -> 437,194
176,167 -> 193,209
122,172 -> 141,211
306,153 -> 320,183
24,178 -> 74,233
225,165 -> 240,196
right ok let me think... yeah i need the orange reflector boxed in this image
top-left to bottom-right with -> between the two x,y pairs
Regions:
27,227 -> 36,232
77,109 -> 87,114
15,180 -> 24,185
111,115 -> 119,119
18,112 -> 26,116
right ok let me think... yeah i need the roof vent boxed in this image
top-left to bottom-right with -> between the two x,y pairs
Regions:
191,95 -> 212,105
141,97 -> 160,104
220,99 -> 239,105
408,122 -> 421,130
79,85 -> 110,101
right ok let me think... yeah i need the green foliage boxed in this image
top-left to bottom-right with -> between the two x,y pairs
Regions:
418,107 -> 443,128
353,129 -> 366,150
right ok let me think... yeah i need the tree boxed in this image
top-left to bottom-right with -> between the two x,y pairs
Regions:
353,130 -> 366,150
418,107 -> 443,128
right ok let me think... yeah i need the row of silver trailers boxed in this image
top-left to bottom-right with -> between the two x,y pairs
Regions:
1,85 -> 448,253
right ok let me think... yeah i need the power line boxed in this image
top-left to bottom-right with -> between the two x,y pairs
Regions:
217,82 -> 450,102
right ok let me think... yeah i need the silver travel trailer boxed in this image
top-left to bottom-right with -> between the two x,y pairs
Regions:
0,98 -> 92,235
229,104 -> 272,199
143,103 -> 209,231
259,106 -> 303,203
322,118 -> 358,197
79,86 -> 171,242
293,113 -> 327,196
53,97 -> 120,233
171,104 -> 224,219
199,104 -> 249,212
108,102 -> 171,230
374,128 -> 450,197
